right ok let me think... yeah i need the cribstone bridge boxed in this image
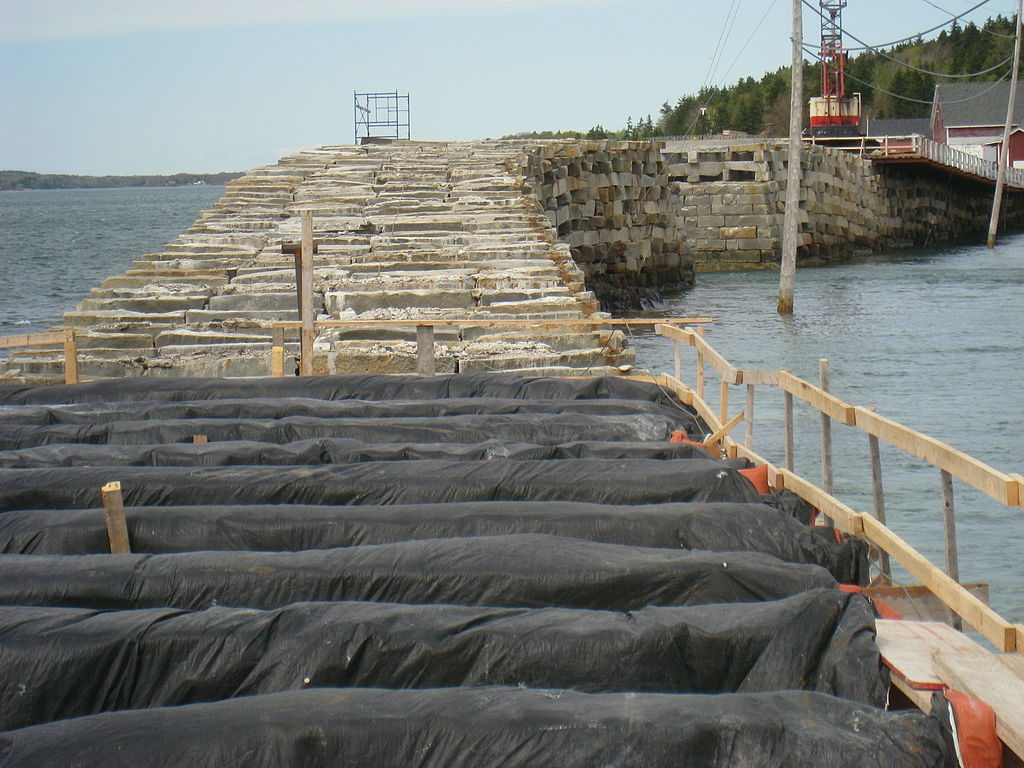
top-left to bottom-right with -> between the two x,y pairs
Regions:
2,137 -> 1018,382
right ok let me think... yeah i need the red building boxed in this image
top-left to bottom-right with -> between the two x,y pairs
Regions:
931,82 -> 1024,167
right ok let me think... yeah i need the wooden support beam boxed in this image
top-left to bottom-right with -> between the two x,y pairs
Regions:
416,325 -> 435,377
192,435 -> 208,444
298,211 -> 315,377
855,406 -> 1017,506
777,370 -> 856,425
784,389 -> 795,472
673,340 -> 682,381
63,328 -> 79,385
1009,473 -> 1024,508
703,409 -> 745,453
868,432 -> 891,578
271,327 -> 285,378
100,481 -> 131,555
719,380 -> 729,425
819,359 -> 835,529
744,384 -> 754,449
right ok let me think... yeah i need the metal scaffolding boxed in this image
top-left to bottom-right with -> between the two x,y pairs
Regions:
354,91 -> 410,143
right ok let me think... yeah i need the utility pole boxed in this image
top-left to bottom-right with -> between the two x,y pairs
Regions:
988,0 -> 1022,248
778,0 -> 803,314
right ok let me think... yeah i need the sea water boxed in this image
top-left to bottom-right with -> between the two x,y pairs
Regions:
1,186 -> 1022,620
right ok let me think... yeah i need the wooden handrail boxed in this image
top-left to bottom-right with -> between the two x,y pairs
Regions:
654,323 -> 1024,650
274,317 -> 714,329
0,329 -> 78,384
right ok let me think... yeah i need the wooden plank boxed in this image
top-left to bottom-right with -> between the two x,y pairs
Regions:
703,409 -> 745,452
819,359 -> 834,499
867,432 -> 891,577
650,373 -> 695,407
63,329 -> 79,385
273,318 -> 714,330
0,331 -> 64,349
777,370 -> 856,425
691,330 -> 741,385
298,211 -> 314,377
744,384 -> 754,449
739,369 -> 778,386
775,468 -> 862,534
1010,473 -> 1024,507
100,481 -> 131,555
866,584 -> 989,623
719,380 -> 729,424
889,671 -> 934,713
784,389 -> 794,471
728,443 -> 779,489
416,325 -> 435,377
855,406 -> 1016,505
860,515 -> 1016,651
271,327 -> 285,378
876,619 -> 986,689
192,435 -> 208,444
934,650 -> 1024,761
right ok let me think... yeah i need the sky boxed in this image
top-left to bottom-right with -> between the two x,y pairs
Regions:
0,0 -> 1010,175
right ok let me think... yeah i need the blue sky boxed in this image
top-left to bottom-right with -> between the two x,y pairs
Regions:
0,0 -> 1009,174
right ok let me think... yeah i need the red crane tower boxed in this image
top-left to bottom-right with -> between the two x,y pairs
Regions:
809,0 -> 862,136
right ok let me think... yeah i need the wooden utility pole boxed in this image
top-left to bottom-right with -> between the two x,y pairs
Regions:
778,0 -> 803,314
988,0 -> 1023,248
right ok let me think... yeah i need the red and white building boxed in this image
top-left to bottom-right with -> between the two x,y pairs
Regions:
931,81 -> 1024,167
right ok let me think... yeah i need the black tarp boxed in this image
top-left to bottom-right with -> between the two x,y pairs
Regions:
0,501 -> 867,585
0,459 -> 764,512
0,373 -> 682,406
0,437 -> 714,468
0,687 -> 954,768
0,412 -> 685,449
0,534 -> 836,611
0,590 -> 886,729
0,396 -> 699,427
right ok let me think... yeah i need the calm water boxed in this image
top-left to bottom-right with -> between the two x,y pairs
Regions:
1,186 -> 1022,621
0,186 -> 225,335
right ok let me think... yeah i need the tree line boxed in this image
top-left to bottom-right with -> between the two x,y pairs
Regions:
0,170 -> 242,191
503,15 -> 1021,140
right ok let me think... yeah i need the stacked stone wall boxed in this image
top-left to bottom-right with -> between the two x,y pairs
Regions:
665,141 -> 1024,270
520,141 -> 693,310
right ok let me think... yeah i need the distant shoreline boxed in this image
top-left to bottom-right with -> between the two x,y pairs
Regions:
0,170 -> 242,191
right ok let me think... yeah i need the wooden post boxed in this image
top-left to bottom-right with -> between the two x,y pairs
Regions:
744,384 -> 755,449
696,327 -> 705,399
673,340 -> 682,381
719,380 -> 729,425
100,481 -> 131,554
416,325 -> 435,376
868,432 -> 892,578
192,435 -> 208,444
819,359 -> 835,528
63,328 -> 79,385
941,468 -> 962,629
784,390 -> 795,472
778,0 -> 802,315
271,326 -> 285,378
299,211 -> 315,377
988,0 -> 1023,248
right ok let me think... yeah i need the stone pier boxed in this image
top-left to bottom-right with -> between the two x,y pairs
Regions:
2,140 -> 690,383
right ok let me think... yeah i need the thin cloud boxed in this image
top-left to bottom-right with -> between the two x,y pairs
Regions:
2,0 -> 600,43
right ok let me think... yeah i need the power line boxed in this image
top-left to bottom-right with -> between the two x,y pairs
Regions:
719,0 -> 782,85
802,0 -> 993,51
919,0 -> 1016,38
802,0 -> 1012,79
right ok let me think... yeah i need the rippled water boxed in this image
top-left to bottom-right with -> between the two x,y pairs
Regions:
1,186 -> 1022,621
0,186 -> 225,336
627,243 -> 1024,622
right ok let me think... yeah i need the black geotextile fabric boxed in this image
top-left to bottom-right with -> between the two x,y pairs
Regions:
0,534 -> 836,611
0,687 -> 954,768
0,590 -> 886,730
0,459 -> 765,512
0,437 -> 714,468
0,373 -> 680,406
0,412 -> 686,449
0,396 -> 699,427
0,501 -> 868,585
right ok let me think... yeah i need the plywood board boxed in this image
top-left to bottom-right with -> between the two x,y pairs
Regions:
875,619 -> 986,690
934,650 -> 1024,761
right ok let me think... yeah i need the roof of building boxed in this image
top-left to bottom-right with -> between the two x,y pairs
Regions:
933,81 -> 1024,127
864,117 -> 932,138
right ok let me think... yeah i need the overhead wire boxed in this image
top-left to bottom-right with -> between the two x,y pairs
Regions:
802,0 -> 1007,78
802,0 -> 993,50
919,0 -> 1016,38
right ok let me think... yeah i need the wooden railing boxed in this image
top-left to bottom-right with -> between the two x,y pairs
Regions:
655,323 -> 1024,653
0,329 -> 78,384
862,134 -> 1024,189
